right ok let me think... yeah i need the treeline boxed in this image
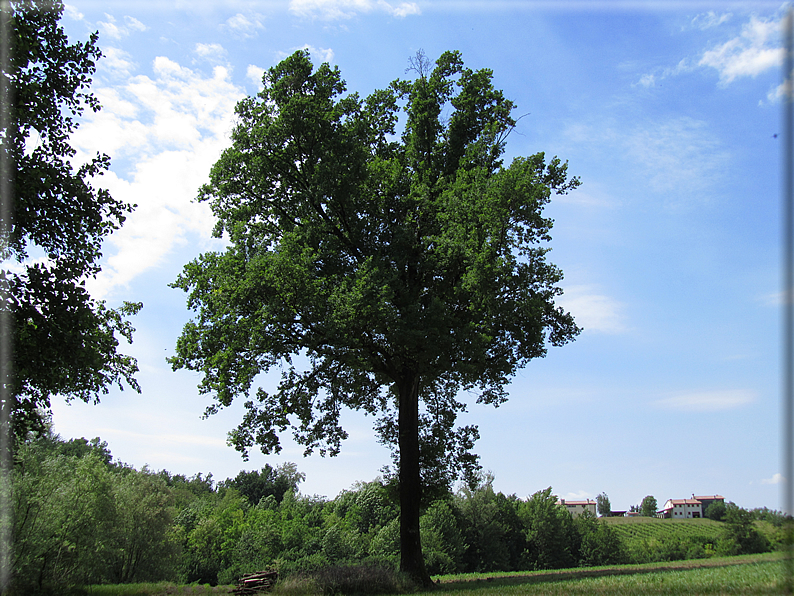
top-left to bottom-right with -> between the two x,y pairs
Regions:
6,432 -> 780,594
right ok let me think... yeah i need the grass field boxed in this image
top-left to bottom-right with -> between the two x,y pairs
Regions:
418,554 -> 786,595
82,553 -> 788,596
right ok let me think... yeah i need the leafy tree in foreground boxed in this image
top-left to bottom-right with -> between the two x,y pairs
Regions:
640,495 -> 657,518
596,492 -> 610,517
1,0 -> 141,440
171,49 -> 580,585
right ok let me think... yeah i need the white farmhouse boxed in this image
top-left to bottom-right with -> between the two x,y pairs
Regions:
558,499 -> 597,517
657,494 -> 725,519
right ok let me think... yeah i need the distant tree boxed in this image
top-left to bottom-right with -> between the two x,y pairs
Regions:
629,504 -> 639,513
170,49 -> 581,585
1,0 -> 141,441
640,495 -> 657,517
596,492 -> 610,517
219,463 -> 305,505
705,501 -> 727,521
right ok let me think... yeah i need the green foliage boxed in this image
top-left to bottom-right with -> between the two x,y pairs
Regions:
704,501 -> 726,521
9,433 -> 777,590
12,443 -> 115,591
455,475 -> 513,572
170,48 -> 580,584
420,501 -> 465,574
719,503 -> 770,556
519,488 -> 578,571
640,496 -> 657,518
2,0 -> 141,440
10,436 -> 181,593
217,463 -> 305,506
104,470 -> 180,583
596,492 -> 610,517
574,511 -> 625,566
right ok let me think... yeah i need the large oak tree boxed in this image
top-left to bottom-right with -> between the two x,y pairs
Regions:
171,49 -> 580,585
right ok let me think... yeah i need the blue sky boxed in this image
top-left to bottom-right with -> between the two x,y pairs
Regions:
47,0 -> 786,512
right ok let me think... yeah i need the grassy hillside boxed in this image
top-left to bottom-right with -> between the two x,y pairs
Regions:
601,517 -> 725,561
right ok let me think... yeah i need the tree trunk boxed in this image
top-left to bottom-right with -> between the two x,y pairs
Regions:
397,374 -> 434,588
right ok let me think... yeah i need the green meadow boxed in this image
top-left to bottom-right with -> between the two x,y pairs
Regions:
81,554 -> 787,596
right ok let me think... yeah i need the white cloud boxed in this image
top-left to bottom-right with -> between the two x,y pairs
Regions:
277,44 -> 335,64
124,15 -> 147,33
289,0 -> 420,20
654,389 -> 756,412
70,57 -> 244,299
762,473 -> 784,485
691,11 -> 732,31
562,490 -> 593,501
699,15 -> 783,85
638,14 -> 780,91
98,47 -> 136,78
64,3 -> 84,21
223,13 -> 265,39
97,14 -> 148,40
247,64 -> 266,91
555,285 -> 627,334
195,42 -> 228,62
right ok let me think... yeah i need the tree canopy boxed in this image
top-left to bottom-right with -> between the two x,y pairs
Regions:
596,492 -> 611,517
640,495 -> 658,518
171,49 -> 580,585
0,0 -> 141,440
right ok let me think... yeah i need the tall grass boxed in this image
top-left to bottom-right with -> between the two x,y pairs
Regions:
83,582 -> 233,595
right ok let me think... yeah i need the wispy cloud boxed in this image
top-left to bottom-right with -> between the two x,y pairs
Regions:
623,117 -> 728,205
97,14 -> 147,40
690,11 -> 732,31
222,13 -> 265,39
556,285 -> 628,335
654,389 -> 756,412
761,472 -> 783,485
563,116 -> 728,208
289,0 -> 420,20
277,44 -> 335,64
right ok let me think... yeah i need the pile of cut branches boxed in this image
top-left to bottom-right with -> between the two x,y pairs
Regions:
232,570 -> 278,595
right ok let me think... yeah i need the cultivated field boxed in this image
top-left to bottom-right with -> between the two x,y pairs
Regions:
602,517 -> 724,545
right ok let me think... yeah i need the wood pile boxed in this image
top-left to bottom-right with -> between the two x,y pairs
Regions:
231,569 -> 278,595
